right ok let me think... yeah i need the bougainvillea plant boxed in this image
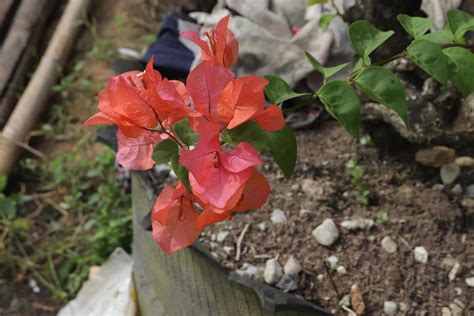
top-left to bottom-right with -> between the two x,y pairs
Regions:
85,10 -> 474,254
84,16 -> 296,253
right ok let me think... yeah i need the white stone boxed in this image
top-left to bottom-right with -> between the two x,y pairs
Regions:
441,307 -> 452,316
283,256 -> 302,276
381,236 -> 398,254
299,209 -> 312,217
441,256 -> 458,270
216,231 -> 229,242
264,259 -> 283,285
336,266 -> 347,275
312,219 -> 339,246
223,246 -> 234,255
465,277 -> 474,287
257,222 -> 267,231
440,163 -> 461,185
301,178 -> 322,196
339,295 -> 351,307
399,302 -> 408,312
275,274 -> 298,291
316,274 -> 325,282
340,218 -> 374,231
449,262 -> 461,281
414,246 -> 429,264
271,209 -> 287,224
452,184 -> 463,195
384,301 -> 398,316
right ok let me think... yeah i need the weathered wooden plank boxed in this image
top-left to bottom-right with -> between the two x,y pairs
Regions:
131,174 -> 330,316
0,0 -> 18,42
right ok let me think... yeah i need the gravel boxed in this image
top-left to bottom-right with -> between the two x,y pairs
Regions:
312,218 -> 339,246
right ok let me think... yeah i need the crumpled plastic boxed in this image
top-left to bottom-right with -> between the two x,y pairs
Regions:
58,248 -> 136,316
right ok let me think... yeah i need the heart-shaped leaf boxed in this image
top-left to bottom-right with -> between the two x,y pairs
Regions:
348,20 -> 394,64
264,75 -> 311,104
305,51 -> 349,80
406,39 -> 448,86
443,47 -> 474,97
397,14 -> 432,39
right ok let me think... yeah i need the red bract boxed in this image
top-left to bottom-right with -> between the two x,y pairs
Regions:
85,15 -> 294,254
151,183 -> 201,254
116,129 -> 163,170
179,121 -> 261,209
181,15 -> 238,68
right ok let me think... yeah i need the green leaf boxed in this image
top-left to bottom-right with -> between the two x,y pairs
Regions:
447,9 -> 474,44
354,66 -> 408,124
307,0 -> 327,5
443,47 -> 474,97
420,26 -> 454,44
397,14 -> 432,39
171,155 -> 192,192
173,119 -> 199,146
317,80 -> 361,138
319,13 -> 337,30
264,75 -> 311,105
406,39 -> 448,86
348,20 -> 395,64
224,122 -> 297,178
305,51 -> 349,79
0,175 -> 6,192
152,139 -> 179,164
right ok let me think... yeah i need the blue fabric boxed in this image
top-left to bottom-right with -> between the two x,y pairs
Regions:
141,13 -> 196,80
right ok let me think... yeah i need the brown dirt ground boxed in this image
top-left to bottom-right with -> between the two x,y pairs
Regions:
201,121 -> 474,315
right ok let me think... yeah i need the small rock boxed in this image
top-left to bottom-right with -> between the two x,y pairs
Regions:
216,231 -> 229,242
275,274 -> 298,291
28,278 -> 40,294
236,263 -> 258,278
432,183 -> 445,191
340,218 -> 374,231
301,178 -> 323,197
441,307 -> 452,316
415,146 -> 455,168
461,198 -> 474,208
299,209 -> 312,218
264,258 -> 283,285
441,256 -> 458,270
466,184 -> 474,198
336,266 -> 347,275
455,156 -> 474,168
399,302 -> 408,312
339,295 -> 351,307
381,236 -> 398,254
271,209 -> 287,224
317,274 -> 325,282
283,256 -> 302,276
211,234 -> 216,241
451,184 -> 463,195
257,222 -> 267,231
449,262 -> 461,281
367,235 -> 376,242
291,183 -> 300,191
312,219 -> 339,246
440,163 -> 461,185
454,287 -> 463,295
465,277 -> 474,287
414,246 -> 429,264
325,255 -> 339,270
384,301 -> 398,316
223,246 -> 234,255
450,301 -> 464,316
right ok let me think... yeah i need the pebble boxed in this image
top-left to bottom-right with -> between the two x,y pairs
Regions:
283,256 -> 302,276
312,219 -> 339,246
223,246 -> 234,255
440,163 -> 461,185
449,262 -> 461,281
450,301 -> 464,316
466,184 -> 474,198
451,184 -> 462,195
340,218 -> 374,231
275,274 -> 298,291
264,258 -> 283,285
381,236 -> 398,254
414,246 -> 429,264
441,307 -> 452,316
316,274 -> 325,281
216,231 -> 229,242
325,255 -> 339,270
384,301 -> 398,316
236,263 -> 258,278
271,209 -> 287,224
336,266 -> 347,275
257,222 -> 267,231
399,302 -> 408,312
465,277 -> 474,287
415,146 -> 455,168
301,178 -> 323,197
455,156 -> 474,168
299,209 -> 312,218
28,278 -> 40,294
432,183 -> 445,191
339,295 -> 351,307
291,183 -> 300,191
441,256 -> 457,270
454,287 -> 463,295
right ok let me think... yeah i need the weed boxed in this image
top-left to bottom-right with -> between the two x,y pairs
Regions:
345,159 -> 372,205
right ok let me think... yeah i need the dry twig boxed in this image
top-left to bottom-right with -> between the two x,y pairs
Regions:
235,223 -> 250,261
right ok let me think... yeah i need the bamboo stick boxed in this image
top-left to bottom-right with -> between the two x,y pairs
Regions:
0,0 -> 91,176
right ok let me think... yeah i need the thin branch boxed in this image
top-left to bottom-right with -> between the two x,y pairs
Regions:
0,133 -> 46,161
235,223 -> 250,261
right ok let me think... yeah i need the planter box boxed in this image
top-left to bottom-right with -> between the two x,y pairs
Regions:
131,173 -> 330,316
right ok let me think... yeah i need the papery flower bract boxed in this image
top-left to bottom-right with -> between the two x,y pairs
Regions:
179,121 -> 261,209
151,182 -> 201,254
186,61 -> 234,123
116,129 -> 163,170
181,15 -> 238,68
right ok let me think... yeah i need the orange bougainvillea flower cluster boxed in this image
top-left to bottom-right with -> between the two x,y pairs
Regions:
84,16 -> 293,254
